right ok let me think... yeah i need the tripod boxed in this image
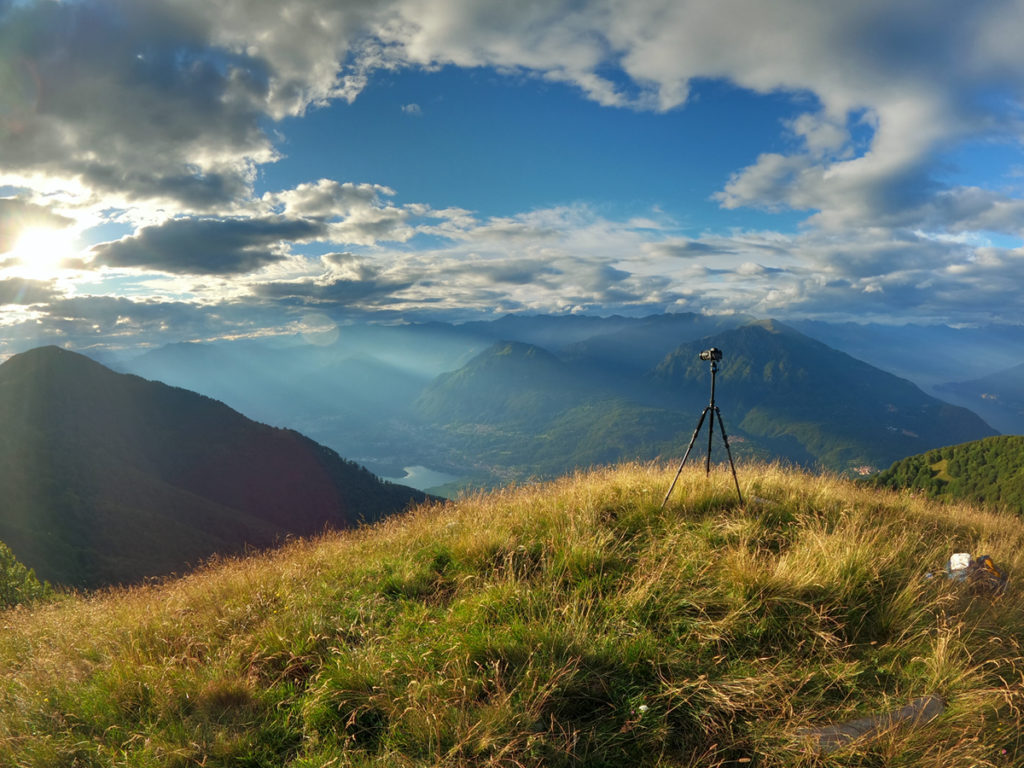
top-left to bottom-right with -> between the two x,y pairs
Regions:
661,354 -> 743,508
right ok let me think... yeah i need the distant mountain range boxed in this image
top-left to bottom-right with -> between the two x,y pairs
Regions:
7,314 -> 1016,589
871,435 -> 1024,511
0,347 -> 425,588
106,312 -> 1021,491
788,319 -> 1024,393
934,362 -> 1024,436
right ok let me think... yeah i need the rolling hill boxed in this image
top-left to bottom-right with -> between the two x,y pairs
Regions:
872,435 -> 1024,511
0,346 -> 426,587
412,340 -> 689,482
415,341 -> 597,426
1,462 -> 1022,765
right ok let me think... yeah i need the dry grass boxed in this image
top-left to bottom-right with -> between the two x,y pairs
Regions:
1,461 -> 1023,766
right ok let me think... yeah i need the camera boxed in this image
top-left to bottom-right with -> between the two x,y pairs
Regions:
699,347 -> 722,362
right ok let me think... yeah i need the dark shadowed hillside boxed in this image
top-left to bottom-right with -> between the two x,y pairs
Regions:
0,346 -> 425,588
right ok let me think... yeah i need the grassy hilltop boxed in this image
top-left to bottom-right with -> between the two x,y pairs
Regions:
2,463 -> 1024,767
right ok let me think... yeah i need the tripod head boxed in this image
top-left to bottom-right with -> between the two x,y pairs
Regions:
700,348 -> 722,406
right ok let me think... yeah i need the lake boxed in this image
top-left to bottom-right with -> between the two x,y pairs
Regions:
383,465 -> 461,492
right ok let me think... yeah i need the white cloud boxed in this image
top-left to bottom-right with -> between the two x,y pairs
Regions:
264,180 -> 395,218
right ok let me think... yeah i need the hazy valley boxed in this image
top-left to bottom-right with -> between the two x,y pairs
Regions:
114,313 -> 1021,494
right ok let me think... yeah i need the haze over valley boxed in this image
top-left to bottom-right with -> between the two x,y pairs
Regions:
109,313 -> 1017,494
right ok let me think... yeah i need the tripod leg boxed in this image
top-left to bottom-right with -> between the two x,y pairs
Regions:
705,401 -> 714,475
661,407 -> 710,509
714,407 -> 744,506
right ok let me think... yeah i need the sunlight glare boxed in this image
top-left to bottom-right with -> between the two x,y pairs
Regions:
7,226 -> 79,280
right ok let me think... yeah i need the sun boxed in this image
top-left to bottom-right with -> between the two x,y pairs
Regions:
6,226 -> 79,280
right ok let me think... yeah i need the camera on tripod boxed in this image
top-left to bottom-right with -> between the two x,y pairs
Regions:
661,345 -> 743,508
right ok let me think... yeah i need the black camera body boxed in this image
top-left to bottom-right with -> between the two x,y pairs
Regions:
699,347 -> 723,362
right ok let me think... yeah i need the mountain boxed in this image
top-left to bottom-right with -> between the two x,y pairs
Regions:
122,339 -> 434,427
2,462 -> 1022,765
413,320 -> 996,480
415,341 -> 596,425
934,361 -> 1024,435
0,346 -> 426,588
411,341 -> 691,481
425,320 -> 998,479
562,312 -> 753,374
871,435 -> 1024,510
454,313 -> 644,350
653,320 -> 998,470
122,339 -> 436,473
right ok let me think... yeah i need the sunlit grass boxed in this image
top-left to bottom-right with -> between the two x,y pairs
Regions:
1,461 -> 1023,766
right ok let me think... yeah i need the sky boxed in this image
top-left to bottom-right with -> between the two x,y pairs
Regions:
2,0 -> 1024,354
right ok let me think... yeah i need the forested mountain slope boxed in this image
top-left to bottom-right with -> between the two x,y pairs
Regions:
872,435 -> 1024,511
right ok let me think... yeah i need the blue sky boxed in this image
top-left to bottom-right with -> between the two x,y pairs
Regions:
264,70 -> 806,228
1,0 -> 1024,354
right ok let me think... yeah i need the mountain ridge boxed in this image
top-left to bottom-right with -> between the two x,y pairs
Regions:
651,320 -> 997,469
934,361 -> 1024,436
410,320 -> 997,480
108,313 -> 1020,487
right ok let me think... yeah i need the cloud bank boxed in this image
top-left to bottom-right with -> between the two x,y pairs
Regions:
2,0 -> 1024,352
